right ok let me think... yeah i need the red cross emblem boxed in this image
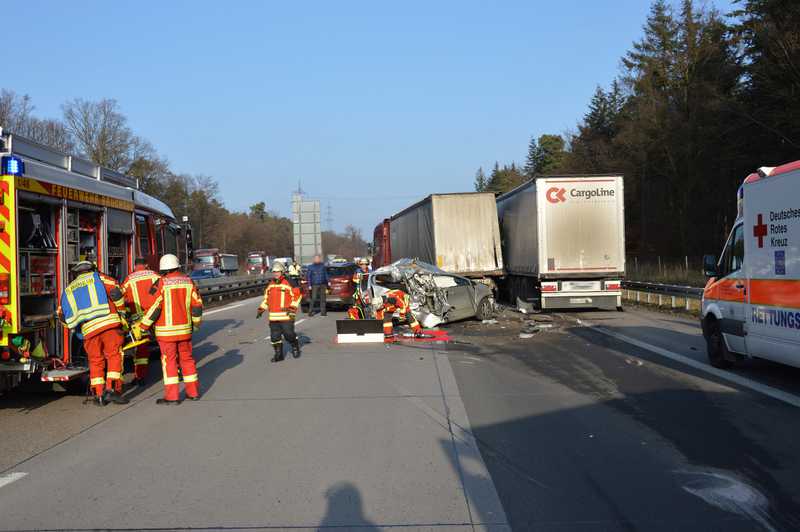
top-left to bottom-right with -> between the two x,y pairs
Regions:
753,213 -> 768,248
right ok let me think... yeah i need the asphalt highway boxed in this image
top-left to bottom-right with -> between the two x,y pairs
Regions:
1,299 -> 798,531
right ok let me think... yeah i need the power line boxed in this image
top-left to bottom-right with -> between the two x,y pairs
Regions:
325,202 -> 334,229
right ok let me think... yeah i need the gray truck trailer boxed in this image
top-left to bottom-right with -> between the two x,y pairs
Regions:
388,193 -> 504,278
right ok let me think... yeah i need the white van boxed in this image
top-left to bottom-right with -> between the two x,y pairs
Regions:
701,161 -> 800,368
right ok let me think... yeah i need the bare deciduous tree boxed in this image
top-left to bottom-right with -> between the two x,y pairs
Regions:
22,118 -> 74,153
0,89 -> 34,133
61,98 -> 138,171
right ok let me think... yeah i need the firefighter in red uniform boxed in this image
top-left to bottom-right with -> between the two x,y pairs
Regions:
375,289 -> 423,338
137,254 -> 203,404
58,260 -> 129,406
347,258 -> 371,320
257,262 -> 302,363
122,258 -> 161,386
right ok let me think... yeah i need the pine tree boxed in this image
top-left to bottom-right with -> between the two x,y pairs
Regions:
474,167 -> 487,192
537,135 -> 565,174
523,137 -> 541,178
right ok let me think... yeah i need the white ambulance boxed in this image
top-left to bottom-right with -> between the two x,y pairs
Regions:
702,161 -> 800,368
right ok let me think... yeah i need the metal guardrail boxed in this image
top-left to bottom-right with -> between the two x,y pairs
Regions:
622,280 -> 704,312
623,280 -> 704,298
195,274 -> 270,301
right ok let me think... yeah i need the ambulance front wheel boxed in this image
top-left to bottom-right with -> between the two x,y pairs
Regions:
705,318 -> 733,369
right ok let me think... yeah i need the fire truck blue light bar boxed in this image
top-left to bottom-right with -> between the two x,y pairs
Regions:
1,156 -> 24,176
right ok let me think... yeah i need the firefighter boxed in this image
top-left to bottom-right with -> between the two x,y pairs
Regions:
374,289 -> 423,338
137,254 -> 203,405
347,305 -> 365,320
257,262 -> 302,363
58,261 -> 129,406
352,258 -> 370,288
122,258 -> 161,386
347,258 -> 371,320
287,259 -> 302,286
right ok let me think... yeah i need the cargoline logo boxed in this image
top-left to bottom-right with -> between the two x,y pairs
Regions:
546,186 -> 615,204
546,187 -> 566,203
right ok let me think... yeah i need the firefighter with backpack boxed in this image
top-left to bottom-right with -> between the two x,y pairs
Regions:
58,260 -> 129,406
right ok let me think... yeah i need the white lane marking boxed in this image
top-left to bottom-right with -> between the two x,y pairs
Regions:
580,319 -> 800,409
0,472 -> 27,489
205,303 -> 246,316
204,297 -> 259,316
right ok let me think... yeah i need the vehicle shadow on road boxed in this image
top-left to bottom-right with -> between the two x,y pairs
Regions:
441,386 -> 800,532
317,481 -> 379,531
447,323 -> 800,531
570,323 -> 800,397
196,349 -> 243,395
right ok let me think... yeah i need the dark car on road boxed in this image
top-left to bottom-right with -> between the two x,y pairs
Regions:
300,262 -> 357,311
190,267 -> 223,281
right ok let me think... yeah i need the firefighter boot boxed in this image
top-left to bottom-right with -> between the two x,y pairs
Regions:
291,340 -> 301,359
271,344 -> 284,363
103,390 -> 130,405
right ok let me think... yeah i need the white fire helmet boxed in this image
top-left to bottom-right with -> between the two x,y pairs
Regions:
159,254 -> 181,271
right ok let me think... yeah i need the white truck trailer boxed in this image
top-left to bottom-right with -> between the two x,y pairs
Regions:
386,193 -> 504,278
496,175 -> 625,310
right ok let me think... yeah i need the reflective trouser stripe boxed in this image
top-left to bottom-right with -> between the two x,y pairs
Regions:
90,377 -> 105,385
134,358 -> 149,365
159,340 -> 199,401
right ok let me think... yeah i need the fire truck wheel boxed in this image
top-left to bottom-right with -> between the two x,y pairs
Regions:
705,318 -> 733,369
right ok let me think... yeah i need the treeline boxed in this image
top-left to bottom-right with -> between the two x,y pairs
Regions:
322,226 -> 368,261
475,0 -> 800,258
0,91 -> 361,262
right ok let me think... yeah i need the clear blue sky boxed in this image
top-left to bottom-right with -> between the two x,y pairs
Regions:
6,0 -> 733,235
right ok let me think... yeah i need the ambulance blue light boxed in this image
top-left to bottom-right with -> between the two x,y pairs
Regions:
1,156 -> 24,176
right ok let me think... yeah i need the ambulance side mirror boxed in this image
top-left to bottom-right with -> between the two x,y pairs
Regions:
703,255 -> 718,278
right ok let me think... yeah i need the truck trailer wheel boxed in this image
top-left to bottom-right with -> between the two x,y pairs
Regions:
705,318 -> 733,369
475,297 -> 495,321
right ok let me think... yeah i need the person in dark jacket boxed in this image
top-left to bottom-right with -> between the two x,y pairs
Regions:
306,255 -> 330,316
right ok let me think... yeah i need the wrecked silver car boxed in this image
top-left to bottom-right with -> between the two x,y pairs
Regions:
360,259 -> 495,328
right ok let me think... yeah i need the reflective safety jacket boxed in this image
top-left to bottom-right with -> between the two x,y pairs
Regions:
377,289 -> 411,319
259,276 -> 302,321
140,271 -> 203,342
59,271 -> 126,339
122,265 -> 161,321
352,268 -> 369,286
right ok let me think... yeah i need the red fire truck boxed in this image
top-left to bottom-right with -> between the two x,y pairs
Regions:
0,132 -> 191,392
